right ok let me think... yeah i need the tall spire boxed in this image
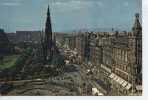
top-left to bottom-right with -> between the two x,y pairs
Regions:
47,5 -> 50,17
132,13 -> 142,35
44,5 -> 53,61
45,5 -> 52,34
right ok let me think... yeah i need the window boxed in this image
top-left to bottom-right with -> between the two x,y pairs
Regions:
122,50 -> 125,62
125,65 -> 127,71
125,51 -> 128,62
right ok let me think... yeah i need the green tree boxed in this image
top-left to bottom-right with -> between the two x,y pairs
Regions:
0,56 -> 4,64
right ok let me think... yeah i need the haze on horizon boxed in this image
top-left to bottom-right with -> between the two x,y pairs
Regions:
0,0 -> 141,33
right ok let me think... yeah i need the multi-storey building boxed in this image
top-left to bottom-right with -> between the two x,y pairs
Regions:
16,31 -> 41,43
109,13 -> 142,95
87,32 -> 114,94
75,33 -> 86,64
74,13 -> 142,95
64,13 -> 142,96
6,33 -> 16,43
110,31 -> 132,95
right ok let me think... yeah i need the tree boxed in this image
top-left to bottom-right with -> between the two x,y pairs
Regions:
0,56 -> 4,64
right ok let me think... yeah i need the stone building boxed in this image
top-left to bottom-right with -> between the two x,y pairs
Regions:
109,14 -> 142,95
88,32 -> 114,94
6,33 -> 16,43
75,33 -> 86,64
98,33 -> 113,93
74,32 -> 91,64
43,5 -> 54,61
61,13 -> 142,96
110,31 -> 132,95
81,13 -> 142,95
15,31 -> 41,43
69,36 -> 76,50
63,35 -> 76,50
88,33 -> 102,77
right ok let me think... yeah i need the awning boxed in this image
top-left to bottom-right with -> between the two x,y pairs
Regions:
122,81 -> 128,87
101,64 -> 111,73
125,84 -> 132,90
116,77 -> 120,82
113,74 -> 118,81
118,78 -> 124,84
109,73 -> 114,78
136,85 -> 142,91
109,73 -> 132,90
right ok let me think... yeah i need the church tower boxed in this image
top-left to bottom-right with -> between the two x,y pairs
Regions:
44,5 -> 53,61
132,13 -> 142,85
132,13 -> 142,36
129,13 -> 142,93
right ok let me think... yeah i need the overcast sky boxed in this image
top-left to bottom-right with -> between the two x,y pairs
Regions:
0,0 -> 142,32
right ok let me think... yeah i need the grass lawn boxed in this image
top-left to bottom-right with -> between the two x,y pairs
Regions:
0,55 -> 19,70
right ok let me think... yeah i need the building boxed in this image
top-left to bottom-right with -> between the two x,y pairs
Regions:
73,13 -> 142,95
40,5 -> 60,63
75,33 -> 85,63
109,14 -> 142,95
6,33 -> 16,43
88,32 -> 113,94
15,31 -> 41,43
74,32 -> 91,64
110,31 -> 132,95
42,5 -> 53,61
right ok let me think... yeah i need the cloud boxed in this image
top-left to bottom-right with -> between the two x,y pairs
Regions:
51,1 -> 84,12
2,2 -> 21,6
0,0 -> 23,6
123,2 -> 129,7
96,1 -> 104,7
50,0 -> 101,12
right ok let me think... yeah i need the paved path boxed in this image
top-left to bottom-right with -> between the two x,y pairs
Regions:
0,79 -> 46,84
73,64 -> 105,95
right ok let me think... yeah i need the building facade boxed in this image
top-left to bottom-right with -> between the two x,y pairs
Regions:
109,14 -> 142,95
15,31 -> 41,43
70,13 -> 142,95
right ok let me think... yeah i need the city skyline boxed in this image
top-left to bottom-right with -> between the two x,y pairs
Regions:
0,0 -> 142,96
0,0 -> 141,33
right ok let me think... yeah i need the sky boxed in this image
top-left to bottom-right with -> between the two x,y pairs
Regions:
0,0 -> 142,33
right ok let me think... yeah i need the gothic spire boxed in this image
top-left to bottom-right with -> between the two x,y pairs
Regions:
44,5 -> 53,61
45,5 -> 52,34
132,13 -> 142,32
47,5 -> 50,16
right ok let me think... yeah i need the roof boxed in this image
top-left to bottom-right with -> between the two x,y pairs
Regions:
109,73 -> 132,90
136,85 -> 142,90
132,13 -> 142,31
